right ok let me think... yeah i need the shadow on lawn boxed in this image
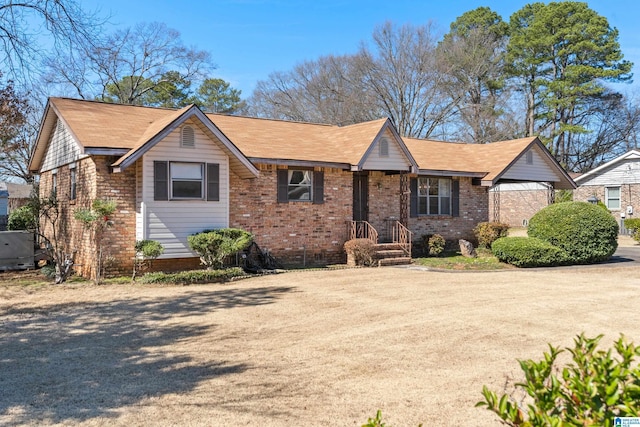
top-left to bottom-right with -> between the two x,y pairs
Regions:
0,286 -> 294,425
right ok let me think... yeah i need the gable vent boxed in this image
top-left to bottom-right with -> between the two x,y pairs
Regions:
525,150 -> 533,165
379,138 -> 389,157
181,125 -> 195,148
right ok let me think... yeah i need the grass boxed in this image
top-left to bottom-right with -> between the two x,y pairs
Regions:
414,248 -> 512,270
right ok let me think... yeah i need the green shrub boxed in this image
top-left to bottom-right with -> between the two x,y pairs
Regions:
132,240 -> 164,280
492,236 -> 568,267
187,228 -> 253,269
7,205 -> 36,230
473,221 -> 510,248
477,333 -> 640,426
344,238 -> 376,266
139,267 -> 246,284
528,201 -> 618,264
427,234 -> 445,256
624,218 -> 640,242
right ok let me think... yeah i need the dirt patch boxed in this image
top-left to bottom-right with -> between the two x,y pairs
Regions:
1,264 -> 639,426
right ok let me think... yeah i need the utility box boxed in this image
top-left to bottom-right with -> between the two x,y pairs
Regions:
0,231 -> 35,270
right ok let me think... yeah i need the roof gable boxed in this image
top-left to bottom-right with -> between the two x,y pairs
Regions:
574,150 -> 640,184
113,105 -> 258,179
404,136 -> 575,189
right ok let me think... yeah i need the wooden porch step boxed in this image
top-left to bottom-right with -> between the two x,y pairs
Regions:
378,257 -> 412,266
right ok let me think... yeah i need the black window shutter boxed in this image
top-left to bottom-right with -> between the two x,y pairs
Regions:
313,171 -> 324,204
452,179 -> 460,217
207,163 -> 220,201
277,169 -> 289,203
410,177 -> 418,217
154,161 -> 168,201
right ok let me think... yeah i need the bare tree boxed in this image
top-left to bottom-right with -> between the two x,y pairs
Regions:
248,22 -> 456,138
249,54 -> 380,125
354,21 -> 457,139
568,91 -> 640,172
44,22 -> 213,104
0,0 -> 102,86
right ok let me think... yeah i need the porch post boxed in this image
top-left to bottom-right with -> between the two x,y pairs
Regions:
400,171 -> 409,226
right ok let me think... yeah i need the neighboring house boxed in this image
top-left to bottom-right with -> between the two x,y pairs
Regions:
0,181 -> 33,231
29,98 -> 575,278
574,150 -> 640,232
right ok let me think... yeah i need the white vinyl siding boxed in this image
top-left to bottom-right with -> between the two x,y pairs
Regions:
362,134 -> 411,171
501,147 -> 560,182
139,122 -> 229,259
41,119 -> 84,172
577,159 -> 640,186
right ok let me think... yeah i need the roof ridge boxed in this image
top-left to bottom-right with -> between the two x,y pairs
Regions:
51,97 -> 191,113
206,112 -> 337,127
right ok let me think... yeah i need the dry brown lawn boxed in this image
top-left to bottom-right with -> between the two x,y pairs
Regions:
1,255 -> 639,426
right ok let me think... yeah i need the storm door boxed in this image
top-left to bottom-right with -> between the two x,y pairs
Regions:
353,172 -> 369,222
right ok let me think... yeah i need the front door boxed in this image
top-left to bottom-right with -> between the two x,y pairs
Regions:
353,172 -> 369,221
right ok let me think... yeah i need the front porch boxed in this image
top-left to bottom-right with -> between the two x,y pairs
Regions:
347,220 -> 412,266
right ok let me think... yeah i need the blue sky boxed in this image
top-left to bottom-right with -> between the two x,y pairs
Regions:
83,0 -> 640,96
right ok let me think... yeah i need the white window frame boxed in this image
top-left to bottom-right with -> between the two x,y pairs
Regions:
417,177 -> 452,215
287,169 -> 312,201
170,162 -> 204,200
605,186 -> 621,210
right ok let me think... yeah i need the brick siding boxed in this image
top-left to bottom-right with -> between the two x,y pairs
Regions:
574,184 -> 640,231
39,156 -> 137,279
229,165 -> 352,266
491,189 -> 550,227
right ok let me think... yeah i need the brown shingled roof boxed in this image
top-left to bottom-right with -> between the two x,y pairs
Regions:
50,97 -> 172,149
32,98 -> 574,188
404,136 -> 537,176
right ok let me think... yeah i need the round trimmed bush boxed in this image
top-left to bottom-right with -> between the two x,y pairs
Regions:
528,201 -> 618,264
492,236 -> 568,267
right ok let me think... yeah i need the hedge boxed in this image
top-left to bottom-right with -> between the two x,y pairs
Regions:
492,236 -> 568,267
528,201 -> 618,264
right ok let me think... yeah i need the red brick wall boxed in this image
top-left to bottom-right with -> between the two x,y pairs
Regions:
39,156 -> 137,279
229,165 -> 352,266
408,177 -> 488,247
492,189 -> 550,227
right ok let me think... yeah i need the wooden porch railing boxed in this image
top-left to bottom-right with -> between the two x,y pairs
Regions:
347,220 -> 378,244
391,221 -> 412,256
